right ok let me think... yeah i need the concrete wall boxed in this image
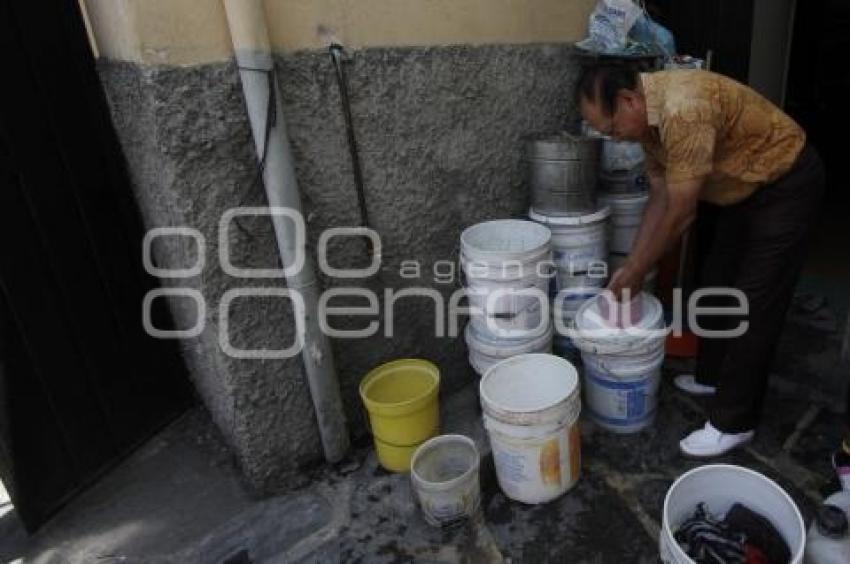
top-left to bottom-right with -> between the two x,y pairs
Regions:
84,0 -> 595,62
87,0 -> 590,491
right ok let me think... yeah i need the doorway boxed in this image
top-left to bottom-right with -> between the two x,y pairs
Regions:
0,0 -> 193,531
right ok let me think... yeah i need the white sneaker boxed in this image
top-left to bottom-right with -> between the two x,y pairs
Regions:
674,374 -> 717,396
679,422 -> 754,458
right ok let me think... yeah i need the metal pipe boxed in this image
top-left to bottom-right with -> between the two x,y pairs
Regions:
223,0 -> 349,463
329,43 -> 370,229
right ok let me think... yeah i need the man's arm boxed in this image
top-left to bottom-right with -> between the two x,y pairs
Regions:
628,172 -> 669,264
608,176 -> 703,300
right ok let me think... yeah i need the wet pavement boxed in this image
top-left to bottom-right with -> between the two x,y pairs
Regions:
1,295 -> 847,563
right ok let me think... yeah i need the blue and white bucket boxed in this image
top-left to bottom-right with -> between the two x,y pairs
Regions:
571,292 -> 667,434
582,342 -> 664,433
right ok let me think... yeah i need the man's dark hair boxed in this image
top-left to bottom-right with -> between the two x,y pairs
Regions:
576,64 -> 640,116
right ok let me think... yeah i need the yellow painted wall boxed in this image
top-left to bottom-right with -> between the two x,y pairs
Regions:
84,0 -> 595,65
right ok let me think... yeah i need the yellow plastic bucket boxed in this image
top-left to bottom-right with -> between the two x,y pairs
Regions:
360,359 -> 440,472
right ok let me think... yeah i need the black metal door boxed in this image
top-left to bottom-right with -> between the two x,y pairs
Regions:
652,0 -> 755,81
0,0 -> 193,531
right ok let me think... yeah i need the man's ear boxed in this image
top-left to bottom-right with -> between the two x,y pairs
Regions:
618,88 -> 640,110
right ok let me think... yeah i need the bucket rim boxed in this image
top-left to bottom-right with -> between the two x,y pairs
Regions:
524,132 -> 602,159
598,191 -> 649,205
360,359 -> 440,413
574,291 -> 664,335
529,206 -> 611,226
460,219 -> 552,260
661,464 -> 806,563
582,344 -> 665,379
480,353 -> 579,416
410,434 -> 480,492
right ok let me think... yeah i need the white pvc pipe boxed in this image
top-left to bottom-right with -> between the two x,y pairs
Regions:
223,0 -> 349,463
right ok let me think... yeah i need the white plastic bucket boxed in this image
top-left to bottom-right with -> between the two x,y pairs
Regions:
598,192 -> 649,255
806,490 -> 850,563
480,354 -> 582,504
461,220 -> 552,338
465,322 -> 553,377
660,464 -> 806,563
410,434 -> 481,528
582,342 -> 664,433
528,208 -> 610,292
572,292 -> 667,434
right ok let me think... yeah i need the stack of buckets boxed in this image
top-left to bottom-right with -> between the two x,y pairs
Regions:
525,133 -> 610,367
523,130 -> 667,435
461,219 -> 554,376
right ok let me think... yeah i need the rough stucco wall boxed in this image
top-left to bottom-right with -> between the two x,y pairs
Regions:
278,44 -> 583,426
99,62 -> 322,491
98,43 -> 582,491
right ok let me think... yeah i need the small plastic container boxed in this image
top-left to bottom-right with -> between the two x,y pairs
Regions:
805,490 -> 850,563
410,435 -> 481,528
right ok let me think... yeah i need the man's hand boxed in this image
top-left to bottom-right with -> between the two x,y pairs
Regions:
607,264 -> 644,302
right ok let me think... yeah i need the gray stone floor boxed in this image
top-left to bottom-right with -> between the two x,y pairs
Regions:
0,295 -> 847,563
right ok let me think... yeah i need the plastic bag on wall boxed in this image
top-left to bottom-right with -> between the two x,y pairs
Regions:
582,0 -> 643,52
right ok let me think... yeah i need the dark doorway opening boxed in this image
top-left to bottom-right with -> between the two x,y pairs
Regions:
785,0 -> 850,313
0,0 -> 194,531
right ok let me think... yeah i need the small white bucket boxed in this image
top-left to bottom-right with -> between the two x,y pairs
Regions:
465,321 -> 553,377
411,434 -> 481,528
572,292 -> 667,434
461,220 -> 552,338
528,208 -> 610,292
480,354 -> 582,504
598,192 -> 649,255
660,464 -> 806,563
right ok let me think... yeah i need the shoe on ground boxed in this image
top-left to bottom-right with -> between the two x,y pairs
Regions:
832,448 -> 850,491
674,374 -> 717,396
679,422 -> 754,458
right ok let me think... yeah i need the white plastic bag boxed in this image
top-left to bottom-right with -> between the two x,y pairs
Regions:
584,0 -> 643,52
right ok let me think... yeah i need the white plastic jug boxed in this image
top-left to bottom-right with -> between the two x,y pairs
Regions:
805,490 -> 850,563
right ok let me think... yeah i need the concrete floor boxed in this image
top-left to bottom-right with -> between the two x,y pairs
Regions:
0,295 -> 847,563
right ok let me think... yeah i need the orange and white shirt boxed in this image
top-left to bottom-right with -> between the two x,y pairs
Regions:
639,70 -> 806,205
